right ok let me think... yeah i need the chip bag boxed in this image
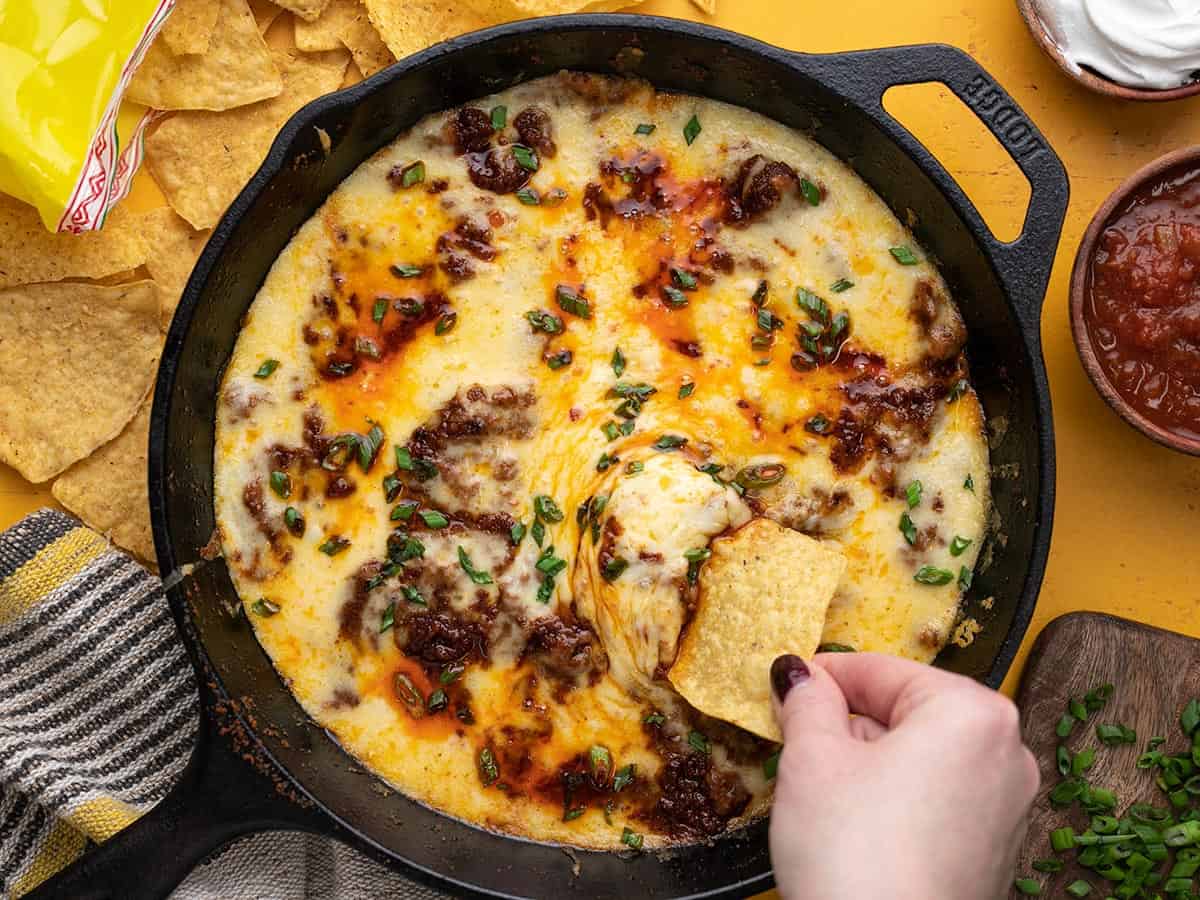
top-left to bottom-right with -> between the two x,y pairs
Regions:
0,0 -> 170,233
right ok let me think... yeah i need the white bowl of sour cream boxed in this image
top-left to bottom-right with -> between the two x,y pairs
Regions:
1018,0 -> 1200,100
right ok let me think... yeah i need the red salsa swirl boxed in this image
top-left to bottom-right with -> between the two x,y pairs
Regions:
1085,164 -> 1200,439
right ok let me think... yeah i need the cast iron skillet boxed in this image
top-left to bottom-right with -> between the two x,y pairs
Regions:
30,15 -> 1067,900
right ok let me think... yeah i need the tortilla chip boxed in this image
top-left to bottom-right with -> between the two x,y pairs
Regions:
52,402 -> 155,563
296,0 -> 394,75
160,0 -> 221,55
273,0 -> 333,22
251,0 -> 286,31
0,282 -> 160,483
0,197 -> 171,290
146,49 -> 351,229
669,519 -> 846,743
144,212 -> 211,330
689,0 -> 717,14
128,0 -> 283,111
363,0 -> 490,59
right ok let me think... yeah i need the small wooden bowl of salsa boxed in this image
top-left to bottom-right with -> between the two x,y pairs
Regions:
1071,147 -> 1200,455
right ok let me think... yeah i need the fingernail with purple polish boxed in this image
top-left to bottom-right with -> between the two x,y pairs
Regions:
771,654 -> 810,703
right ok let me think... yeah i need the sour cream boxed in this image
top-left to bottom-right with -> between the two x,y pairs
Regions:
1039,0 -> 1200,90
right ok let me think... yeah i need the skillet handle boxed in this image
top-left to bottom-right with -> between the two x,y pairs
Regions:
815,43 -> 1069,333
23,687 -> 329,900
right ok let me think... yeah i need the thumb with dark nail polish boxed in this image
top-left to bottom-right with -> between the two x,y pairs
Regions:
770,654 -> 811,703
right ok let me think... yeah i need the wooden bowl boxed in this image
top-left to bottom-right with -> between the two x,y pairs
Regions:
1069,146 -> 1200,456
1017,0 -> 1200,102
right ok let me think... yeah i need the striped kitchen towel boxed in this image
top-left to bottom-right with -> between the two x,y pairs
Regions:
0,509 -> 445,899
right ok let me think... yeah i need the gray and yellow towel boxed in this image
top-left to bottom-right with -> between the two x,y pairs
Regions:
0,509 -> 442,899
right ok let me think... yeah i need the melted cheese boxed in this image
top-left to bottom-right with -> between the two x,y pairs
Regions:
214,72 -> 991,850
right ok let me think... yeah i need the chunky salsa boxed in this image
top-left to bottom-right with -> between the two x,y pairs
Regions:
1085,164 -> 1200,440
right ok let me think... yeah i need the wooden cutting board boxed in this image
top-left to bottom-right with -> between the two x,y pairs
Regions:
1013,612 -> 1200,897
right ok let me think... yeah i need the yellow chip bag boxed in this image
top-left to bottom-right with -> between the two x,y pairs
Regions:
0,0 -> 172,232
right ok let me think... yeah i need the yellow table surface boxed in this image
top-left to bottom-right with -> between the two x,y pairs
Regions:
3,0 -> 1200,740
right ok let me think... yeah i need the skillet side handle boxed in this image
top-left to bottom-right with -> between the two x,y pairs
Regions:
817,43 -> 1069,334
23,702 -> 328,900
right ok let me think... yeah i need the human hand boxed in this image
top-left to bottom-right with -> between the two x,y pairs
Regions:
767,652 -> 1039,900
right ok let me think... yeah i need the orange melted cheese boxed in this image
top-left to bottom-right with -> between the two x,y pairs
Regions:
214,73 -> 991,849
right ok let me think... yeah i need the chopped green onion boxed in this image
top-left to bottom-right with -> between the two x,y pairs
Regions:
531,519 -> 545,546
391,263 -> 423,278
511,144 -> 538,171
1031,859 -> 1062,873
662,285 -> 689,308
419,509 -> 449,529
644,712 -> 665,726
687,730 -> 710,754
254,359 -> 280,379
830,278 -> 854,293
1070,698 -> 1089,721
806,414 -> 831,435
526,309 -> 564,334
890,246 -> 919,265
534,494 -> 564,523
634,123 -> 656,135
1073,747 -> 1096,776
914,566 -> 953,586
653,434 -> 687,451
735,462 -> 786,489
318,536 -> 350,556
588,745 -> 613,786
678,381 -> 695,399
1183,700 -> 1200,736
1051,827 -> 1076,851
555,284 -> 591,319
379,602 -> 395,632
800,177 -> 820,206
795,288 -> 829,323
671,267 -> 698,290
683,114 -> 701,145
949,535 -> 972,556
1065,880 -> 1091,898
613,763 -> 636,792
611,346 -> 626,377
390,587 -> 422,623
1013,878 -> 1041,895
597,452 -> 618,472
478,747 -> 499,786
621,827 -> 643,850
899,512 -> 917,546
251,598 -> 280,617
391,499 -> 418,521
490,105 -> 507,129
947,378 -> 969,403
906,480 -> 923,508
545,349 -> 572,370
457,546 -> 493,585
440,662 -> 465,685
283,506 -> 305,536
625,460 -> 643,476
427,688 -> 448,713
372,297 -> 388,323
958,566 -> 973,590
269,470 -> 291,499
964,473 -> 975,492
399,160 -> 424,187
1096,723 -> 1136,746
601,556 -> 628,582
817,643 -> 856,653
515,187 -> 540,205
434,311 -> 457,335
